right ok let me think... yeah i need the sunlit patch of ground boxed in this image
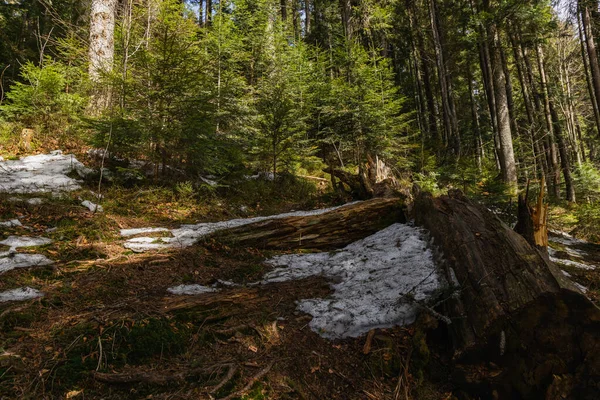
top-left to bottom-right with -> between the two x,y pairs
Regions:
1,154 -> 448,399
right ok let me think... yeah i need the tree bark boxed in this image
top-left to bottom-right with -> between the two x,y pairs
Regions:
88,0 -> 117,113
413,190 -> 600,399
212,198 -> 405,250
490,26 -> 518,187
429,0 -> 456,153
550,101 -> 576,203
581,0 -> 600,138
467,61 -> 484,170
536,44 -> 561,199
304,0 -> 311,34
578,6 -> 600,138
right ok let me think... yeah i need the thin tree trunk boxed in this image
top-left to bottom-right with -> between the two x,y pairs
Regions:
536,44 -> 561,199
468,61 -> 484,171
304,0 -> 311,34
206,0 -> 212,26
416,21 -> 440,144
581,0 -> 600,138
88,0 -> 117,114
281,0 -> 288,21
550,101 -> 576,203
509,29 -> 538,178
578,7 -> 600,138
429,0 -> 456,153
490,25 -> 518,187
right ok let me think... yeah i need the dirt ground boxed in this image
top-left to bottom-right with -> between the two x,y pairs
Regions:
0,179 -> 456,400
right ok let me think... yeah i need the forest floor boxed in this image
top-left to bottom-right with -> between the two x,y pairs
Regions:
1,151 -> 598,400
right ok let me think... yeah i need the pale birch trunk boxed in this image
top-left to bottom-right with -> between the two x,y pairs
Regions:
88,0 -> 117,114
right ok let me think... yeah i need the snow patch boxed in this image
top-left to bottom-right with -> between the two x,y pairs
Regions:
27,198 -> 44,205
0,253 -> 53,274
262,223 -> 441,339
122,202 -> 360,252
0,287 -> 43,302
0,236 -> 52,249
549,231 -> 589,258
0,219 -> 22,228
550,256 -> 596,270
0,152 -> 91,194
0,235 -> 54,274
574,282 -> 589,294
167,284 -> 217,295
81,200 -> 103,213
121,227 -> 171,237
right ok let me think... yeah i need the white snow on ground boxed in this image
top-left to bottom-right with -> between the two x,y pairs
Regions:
261,223 -> 441,339
0,253 -> 53,274
81,200 -> 103,213
0,219 -> 22,227
167,284 -> 217,295
0,287 -> 43,302
550,256 -> 596,270
549,230 -> 589,258
0,236 -> 52,249
122,202 -> 360,252
0,236 -> 54,273
121,227 -> 171,237
0,152 -> 91,194
574,282 -> 589,294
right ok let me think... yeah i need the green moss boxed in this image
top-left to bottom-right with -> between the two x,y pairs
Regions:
411,329 -> 431,383
122,318 -> 189,363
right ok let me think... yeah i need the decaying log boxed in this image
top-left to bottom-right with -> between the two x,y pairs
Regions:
413,190 -> 600,399
324,155 -> 400,199
514,178 -> 549,248
211,198 -> 404,250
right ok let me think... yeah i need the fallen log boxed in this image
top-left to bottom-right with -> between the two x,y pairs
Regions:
211,198 -> 404,250
413,190 -> 600,399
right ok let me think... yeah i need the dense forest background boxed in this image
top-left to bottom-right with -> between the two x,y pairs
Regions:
3,0 -> 600,233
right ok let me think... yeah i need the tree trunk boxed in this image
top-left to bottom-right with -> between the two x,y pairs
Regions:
550,101 -> 576,203
578,7 -> 600,138
304,0 -> 311,34
280,0 -> 287,22
467,61 -> 484,170
490,26 -> 518,188
206,0 -> 212,25
581,0 -> 600,138
88,0 -> 117,113
413,190 -> 600,399
212,198 -> 405,250
536,44 -> 561,199
415,16 -> 440,144
429,0 -> 457,153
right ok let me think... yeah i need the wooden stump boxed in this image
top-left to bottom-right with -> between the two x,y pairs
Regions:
19,128 -> 34,152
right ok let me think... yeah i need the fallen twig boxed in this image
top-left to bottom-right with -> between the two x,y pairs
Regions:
218,361 -> 275,400
209,364 -> 238,394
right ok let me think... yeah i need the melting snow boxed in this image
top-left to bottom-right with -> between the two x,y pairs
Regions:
0,219 -> 22,227
549,231 -> 590,258
262,223 -> 441,339
0,236 -> 52,249
167,284 -> 217,295
550,255 -> 596,270
0,253 -> 53,273
0,287 -> 43,302
0,152 -> 91,194
0,235 -> 54,273
121,227 -> 170,237
81,200 -> 103,213
574,282 -> 589,294
122,202 -> 360,252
